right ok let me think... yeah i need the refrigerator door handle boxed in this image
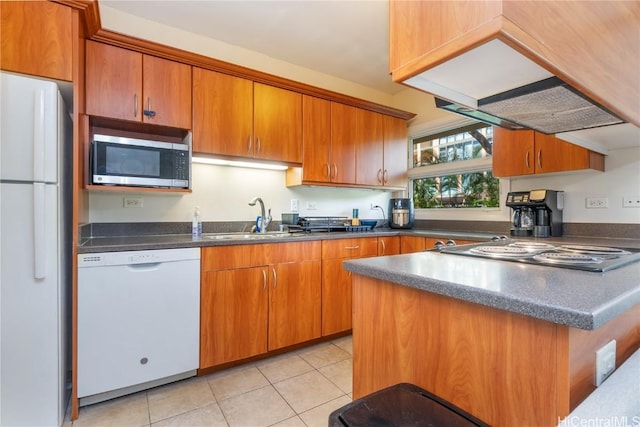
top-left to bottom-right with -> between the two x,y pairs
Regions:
33,89 -> 46,182
33,183 -> 47,279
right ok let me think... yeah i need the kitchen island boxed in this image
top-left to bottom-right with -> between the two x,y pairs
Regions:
344,250 -> 640,426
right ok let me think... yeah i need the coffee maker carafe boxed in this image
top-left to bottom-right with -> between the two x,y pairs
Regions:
506,190 -> 564,237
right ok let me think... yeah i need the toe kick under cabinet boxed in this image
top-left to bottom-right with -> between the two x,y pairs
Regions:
199,241 -> 322,369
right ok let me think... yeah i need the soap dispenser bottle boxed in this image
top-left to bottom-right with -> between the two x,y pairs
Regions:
192,207 -> 202,238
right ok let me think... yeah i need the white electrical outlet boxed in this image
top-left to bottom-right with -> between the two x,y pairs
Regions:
585,197 -> 608,209
622,196 -> 640,208
306,201 -> 317,210
594,340 -> 616,387
123,197 -> 143,208
290,199 -> 299,212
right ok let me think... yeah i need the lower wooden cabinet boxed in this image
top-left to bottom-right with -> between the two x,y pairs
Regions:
321,238 -> 378,335
378,236 -> 400,256
200,242 -> 321,369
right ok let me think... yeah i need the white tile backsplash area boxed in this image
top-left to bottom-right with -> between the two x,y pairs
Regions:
511,146 -> 640,223
88,163 -> 396,223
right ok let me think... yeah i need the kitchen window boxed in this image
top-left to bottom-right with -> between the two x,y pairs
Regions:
409,123 -> 501,209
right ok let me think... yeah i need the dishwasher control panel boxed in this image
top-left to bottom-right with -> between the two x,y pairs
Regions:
78,247 -> 200,267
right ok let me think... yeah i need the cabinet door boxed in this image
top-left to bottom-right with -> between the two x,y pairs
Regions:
85,41 -> 142,122
355,109 -> 384,186
400,236 -> 427,253
492,127 -> 534,177
330,102 -> 357,184
321,258 -> 353,336
142,55 -> 192,129
254,83 -> 302,163
534,133 -> 592,174
0,1 -> 72,81
268,260 -> 321,350
193,68 -> 253,156
302,96 -> 332,182
383,116 -> 408,188
200,267 -> 268,368
378,236 -> 401,256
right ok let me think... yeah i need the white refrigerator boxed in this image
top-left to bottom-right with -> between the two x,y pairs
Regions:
0,71 -> 72,426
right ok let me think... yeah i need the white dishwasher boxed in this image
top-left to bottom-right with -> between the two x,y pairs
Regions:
78,248 -> 200,405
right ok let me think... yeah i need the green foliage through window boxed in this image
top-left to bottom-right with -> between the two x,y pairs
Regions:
411,124 -> 500,209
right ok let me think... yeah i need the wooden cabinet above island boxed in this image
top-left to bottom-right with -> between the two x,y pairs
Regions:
346,250 -> 640,426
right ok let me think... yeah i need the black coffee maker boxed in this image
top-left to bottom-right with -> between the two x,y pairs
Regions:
506,190 -> 564,237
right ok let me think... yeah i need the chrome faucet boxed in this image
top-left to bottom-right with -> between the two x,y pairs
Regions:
248,197 -> 272,233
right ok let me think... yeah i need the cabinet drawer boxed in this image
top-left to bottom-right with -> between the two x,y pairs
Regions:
202,241 -> 321,271
322,238 -> 378,259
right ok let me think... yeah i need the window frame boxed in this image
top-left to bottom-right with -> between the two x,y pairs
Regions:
407,117 -> 511,221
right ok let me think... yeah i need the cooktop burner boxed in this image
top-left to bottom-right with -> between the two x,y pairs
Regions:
437,240 -> 640,272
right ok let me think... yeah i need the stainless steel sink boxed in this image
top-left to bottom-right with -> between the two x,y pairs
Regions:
204,232 -> 293,240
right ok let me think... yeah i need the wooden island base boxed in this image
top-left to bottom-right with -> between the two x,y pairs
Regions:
352,275 -> 640,426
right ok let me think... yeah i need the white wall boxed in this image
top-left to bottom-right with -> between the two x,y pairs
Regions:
89,164 -> 393,223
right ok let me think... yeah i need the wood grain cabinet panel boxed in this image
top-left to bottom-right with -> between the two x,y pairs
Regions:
268,260 -> 321,350
200,267 -> 268,368
493,127 -> 604,177
301,95 -> 332,182
200,242 -> 321,368
400,235 -> 427,253
254,83 -> 302,163
193,68 -> 253,156
330,102 -> 358,185
377,236 -> 401,256
85,40 -> 192,129
0,1 -> 72,81
321,238 -> 378,335
356,109 -> 384,186
382,116 -> 409,188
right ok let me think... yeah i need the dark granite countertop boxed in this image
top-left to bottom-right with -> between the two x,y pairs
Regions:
77,229 -> 495,253
343,248 -> 640,331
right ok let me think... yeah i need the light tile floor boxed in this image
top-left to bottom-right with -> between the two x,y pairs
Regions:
67,336 -> 353,427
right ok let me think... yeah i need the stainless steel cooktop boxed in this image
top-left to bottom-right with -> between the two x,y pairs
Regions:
436,239 -> 640,272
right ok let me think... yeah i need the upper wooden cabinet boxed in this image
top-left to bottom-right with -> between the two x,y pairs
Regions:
192,68 -> 302,163
290,98 -> 408,189
193,68 -> 253,157
389,1 -> 639,127
0,1 -> 73,81
355,109 -> 384,186
492,127 -> 605,177
85,41 -> 192,129
254,83 -> 302,163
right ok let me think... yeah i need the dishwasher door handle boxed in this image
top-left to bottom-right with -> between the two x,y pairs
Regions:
126,262 -> 162,271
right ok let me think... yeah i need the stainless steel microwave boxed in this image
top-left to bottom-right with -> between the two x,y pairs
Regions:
91,134 -> 190,189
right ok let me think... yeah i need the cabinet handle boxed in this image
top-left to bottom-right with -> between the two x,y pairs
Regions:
325,163 -> 330,179
257,137 -> 261,154
537,150 -> 542,169
525,151 -> 530,170
272,268 -> 277,289
383,169 -> 388,184
380,239 -> 386,255
143,97 -> 156,118
262,269 -> 267,290
133,94 -> 138,118
248,136 -> 252,154
377,169 -> 383,183
344,245 -> 360,250
332,164 -> 338,179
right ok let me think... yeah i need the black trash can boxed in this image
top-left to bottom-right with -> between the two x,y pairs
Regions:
329,383 -> 489,427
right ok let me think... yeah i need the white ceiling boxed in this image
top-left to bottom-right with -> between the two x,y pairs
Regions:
100,0 -> 404,94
